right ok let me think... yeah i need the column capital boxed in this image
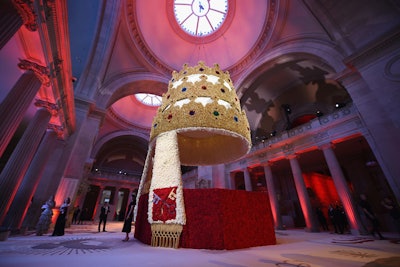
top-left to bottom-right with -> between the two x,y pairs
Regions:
282,143 -> 294,156
319,142 -> 335,151
18,59 -> 50,86
12,0 -> 38,31
47,124 -> 64,139
261,161 -> 273,167
35,99 -> 60,116
286,154 -> 298,160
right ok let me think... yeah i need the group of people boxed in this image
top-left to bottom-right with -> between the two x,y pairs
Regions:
36,196 -> 71,236
314,203 -> 348,234
97,192 -> 136,240
315,194 -> 400,239
35,192 -> 137,241
327,203 -> 348,234
35,192 -> 398,241
71,206 -> 88,225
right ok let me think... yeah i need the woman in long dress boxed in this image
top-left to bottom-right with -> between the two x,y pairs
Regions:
36,196 -> 55,236
52,197 -> 71,236
122,193 -> 136,241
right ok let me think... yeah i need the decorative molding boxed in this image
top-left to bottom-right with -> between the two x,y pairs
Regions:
126,0 -> 173,76
384,55 -> 400,81
34,99 -> 60,116
344,30 -> 400,70
228,0 -> 278,76
282,143 -> 294,156
47,123 -> 64,139
226,104 -> 364,170
108,108 -> 151,133
126,0 -> 278,77
257,152 -> 267,159
18,59 -> 51,86
52,56 -> 63,76
313,132 -> 329,143
318,142 -> 334,151
286,154 -> 297,160
12,0 -> 38,31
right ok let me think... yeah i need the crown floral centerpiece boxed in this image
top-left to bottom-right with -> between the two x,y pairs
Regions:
134,61 -> 251,248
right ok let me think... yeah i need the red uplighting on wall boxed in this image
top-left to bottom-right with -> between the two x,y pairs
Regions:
303,172 -> 340,213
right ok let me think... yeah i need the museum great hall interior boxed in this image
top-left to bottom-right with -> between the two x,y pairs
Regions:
0,0 -> 399,247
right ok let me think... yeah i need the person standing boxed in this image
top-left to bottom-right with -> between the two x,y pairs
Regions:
122,193 -> 136,241
359,194 -> 384,239
381,196 -> 400,236
98,201 -> 110,232
72,206 -> 80,224
328,204 -> 338,234
316,207 -> 329,231
334,203 -> 346,234
36,196 -> 55,236
52,197 -> 71,236
78,207 -> 87,224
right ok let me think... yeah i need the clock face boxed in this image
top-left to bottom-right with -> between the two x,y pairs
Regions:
174,0 -> 228,36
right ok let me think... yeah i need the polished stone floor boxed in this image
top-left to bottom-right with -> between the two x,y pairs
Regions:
0,221 -> 399,267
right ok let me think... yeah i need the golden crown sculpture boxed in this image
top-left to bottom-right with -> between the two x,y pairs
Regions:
136,62 -> 251,249
150,61 -> 251,165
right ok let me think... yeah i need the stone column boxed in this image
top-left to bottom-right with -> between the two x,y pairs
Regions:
288,155 -> 319,232
111,187 -> 122,221
93,186 -> 105,221
0,108 -> 52,225
320,143 -> 366,235
0,71 -> 41,157
263,163 -> 285,230
212,164 -> 226,188
0,1 -> 23,49
228,172 -> 235,189
243,168 -> 252,191
21,138 -> 65,230
2,130 -> 57,230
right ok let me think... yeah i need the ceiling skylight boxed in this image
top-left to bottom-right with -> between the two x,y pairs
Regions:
135,93 -> 162,106
174,0 -> 228,36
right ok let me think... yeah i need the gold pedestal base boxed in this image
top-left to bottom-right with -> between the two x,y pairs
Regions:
151,224 -> 183,249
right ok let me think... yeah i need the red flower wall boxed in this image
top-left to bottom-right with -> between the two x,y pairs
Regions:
134,188 -> 276,250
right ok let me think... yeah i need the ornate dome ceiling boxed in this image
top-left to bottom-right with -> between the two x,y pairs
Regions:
111,0 -> 277,128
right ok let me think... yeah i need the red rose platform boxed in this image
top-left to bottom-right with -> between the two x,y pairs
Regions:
134,188 -> 276,250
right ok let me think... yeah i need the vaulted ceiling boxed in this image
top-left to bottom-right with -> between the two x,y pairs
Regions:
2,0 -> 396,172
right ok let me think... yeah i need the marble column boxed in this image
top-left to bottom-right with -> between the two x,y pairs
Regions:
2,130 -> 57,230
111,187 -> 122,221
228,172 -> 235,190
320,143 -> 366,235
243,168 -> 253,191
0,1 -> 23,49
288,155 -> 319,232
21,138 -> 65,230
0,108 -> 52,225
263,163 -> 285,230
212,164 -> 226,188
0,71 -> 41,157
93,186 -> 105,221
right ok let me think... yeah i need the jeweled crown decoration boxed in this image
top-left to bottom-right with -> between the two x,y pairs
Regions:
150,61 -> 251,165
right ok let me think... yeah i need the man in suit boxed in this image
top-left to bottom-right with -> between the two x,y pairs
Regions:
98,201 -> 110,232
